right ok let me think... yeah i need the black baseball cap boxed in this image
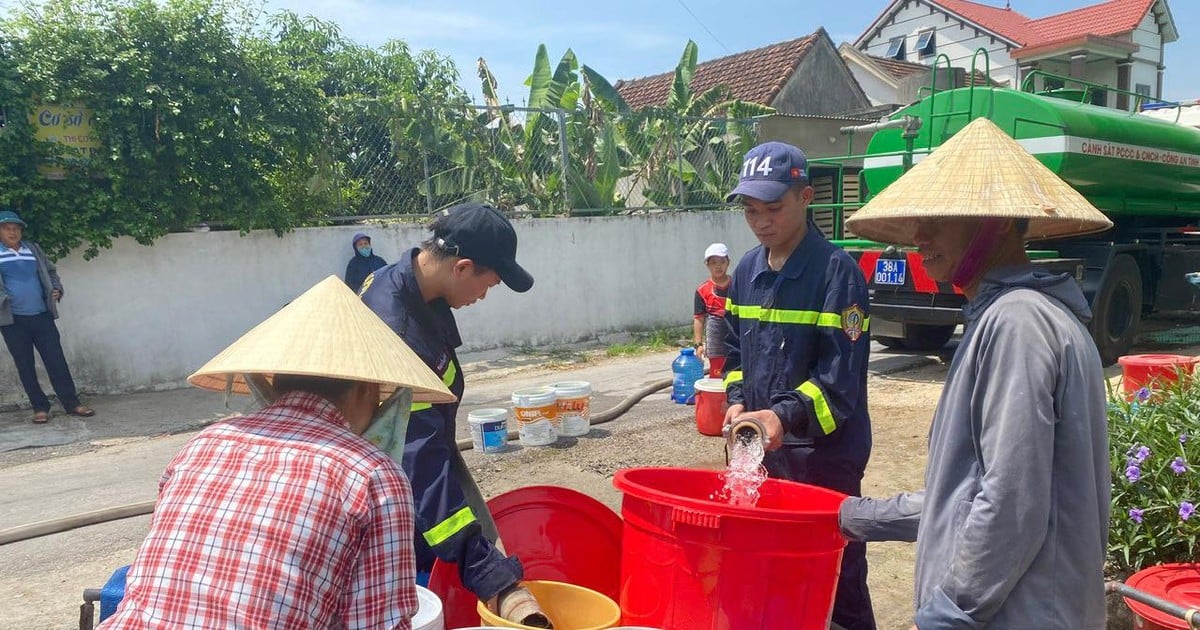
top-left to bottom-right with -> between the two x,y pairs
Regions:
432,202 -> 534,293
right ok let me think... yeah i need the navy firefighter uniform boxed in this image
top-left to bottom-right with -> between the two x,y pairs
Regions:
360,248 -> 522,600
722,221 -> 875,627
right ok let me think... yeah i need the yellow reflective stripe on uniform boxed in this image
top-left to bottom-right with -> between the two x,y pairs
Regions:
816,313 -> 842,328
724,370 -> 743,388
798,381 -> 836,435
410,361 -> 459,413
358,272 -> 375,297
726,303 -> 846,328
423,506 -> 476,547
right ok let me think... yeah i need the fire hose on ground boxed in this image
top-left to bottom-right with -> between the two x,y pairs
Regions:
0,378 -> 673,547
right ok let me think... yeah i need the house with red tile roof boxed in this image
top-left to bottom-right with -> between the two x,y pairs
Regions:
854,0 -> 1178,110
839,43 -> 997,107
614,29 -> 871,116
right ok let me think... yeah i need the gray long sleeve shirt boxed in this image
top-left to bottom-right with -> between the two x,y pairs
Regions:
841,265 -> 1110,629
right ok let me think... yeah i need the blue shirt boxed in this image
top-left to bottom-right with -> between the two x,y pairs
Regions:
0,243 -> 47,316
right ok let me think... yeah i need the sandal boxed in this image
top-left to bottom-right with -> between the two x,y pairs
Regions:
68,405 -> 95,418
32,411 -> 49,424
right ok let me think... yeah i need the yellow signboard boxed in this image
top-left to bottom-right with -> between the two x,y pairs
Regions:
29,104 -> 101,179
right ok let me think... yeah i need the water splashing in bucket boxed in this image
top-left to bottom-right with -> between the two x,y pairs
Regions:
713,431 -> 767,507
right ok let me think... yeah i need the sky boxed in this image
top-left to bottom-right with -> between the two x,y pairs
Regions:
259,0 -> 1200,104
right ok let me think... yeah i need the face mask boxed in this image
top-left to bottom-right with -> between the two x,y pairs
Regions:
357,246 -> 372,257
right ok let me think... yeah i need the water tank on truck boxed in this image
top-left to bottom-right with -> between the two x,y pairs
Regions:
856,86 -> 1200,365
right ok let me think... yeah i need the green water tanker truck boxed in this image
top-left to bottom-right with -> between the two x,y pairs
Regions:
817,62 -> 1200,365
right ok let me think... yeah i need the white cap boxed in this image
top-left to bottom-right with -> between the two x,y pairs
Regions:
704,243 -> 729,261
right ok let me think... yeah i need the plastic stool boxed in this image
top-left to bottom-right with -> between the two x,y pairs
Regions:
99,565 -> 130,622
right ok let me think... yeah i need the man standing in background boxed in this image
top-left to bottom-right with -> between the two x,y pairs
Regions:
0,210 -> 93,424
345,231 -> 387,294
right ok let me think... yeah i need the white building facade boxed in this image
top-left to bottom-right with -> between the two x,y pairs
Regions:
854,0 -> 1178,111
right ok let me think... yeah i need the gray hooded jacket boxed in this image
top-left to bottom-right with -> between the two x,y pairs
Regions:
841,265 -> 1110,629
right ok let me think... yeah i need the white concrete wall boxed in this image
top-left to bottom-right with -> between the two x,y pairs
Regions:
0,212 -> 762,406
846,63 -> 895,106
860,2 -> 1019,87
1131,11 -> 1163,99
1083,62 -> 1120,106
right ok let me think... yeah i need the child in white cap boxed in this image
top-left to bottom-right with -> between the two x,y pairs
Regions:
693,242 -> 731,377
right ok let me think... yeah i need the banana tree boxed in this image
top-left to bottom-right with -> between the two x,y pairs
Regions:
622,40 -> 774,207
423,45 -> 633,214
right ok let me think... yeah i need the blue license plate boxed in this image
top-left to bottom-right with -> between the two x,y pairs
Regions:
874,258 -> 907,286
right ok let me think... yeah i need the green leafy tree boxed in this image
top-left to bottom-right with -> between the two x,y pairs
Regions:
0,0 -> 346,258
0,0 -> 468,258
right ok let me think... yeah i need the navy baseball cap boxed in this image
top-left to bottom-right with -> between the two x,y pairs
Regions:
432,202 -> 534,293
0,210 -> 26,227
726,142 -> 809,202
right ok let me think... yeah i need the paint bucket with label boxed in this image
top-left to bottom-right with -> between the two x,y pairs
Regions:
512,386 -> 558,447
468,408 -> 510,454
551,381 -> 592,437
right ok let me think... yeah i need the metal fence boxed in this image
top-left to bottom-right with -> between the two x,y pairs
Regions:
333,102 -> 761,218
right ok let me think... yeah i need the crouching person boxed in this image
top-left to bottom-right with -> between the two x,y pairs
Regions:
101,276 -> 455,629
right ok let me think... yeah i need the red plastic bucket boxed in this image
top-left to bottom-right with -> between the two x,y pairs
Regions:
1123,563 -> 1200,630
693,378 -> 726,436
1118,354 -> 1199,396
612,467 -> 846,629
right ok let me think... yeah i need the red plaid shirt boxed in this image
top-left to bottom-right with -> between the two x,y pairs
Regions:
101,392 -> 417,629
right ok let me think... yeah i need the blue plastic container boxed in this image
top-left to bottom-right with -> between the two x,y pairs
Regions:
99,565 -> 130,622
671,348 -> 705,404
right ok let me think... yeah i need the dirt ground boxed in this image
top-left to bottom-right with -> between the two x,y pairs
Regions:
463,360 -> 947,630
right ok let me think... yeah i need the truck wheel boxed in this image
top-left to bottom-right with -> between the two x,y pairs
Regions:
1091,254 -> 1142,366
903,324 -> 956,351
876,336 -> 906,349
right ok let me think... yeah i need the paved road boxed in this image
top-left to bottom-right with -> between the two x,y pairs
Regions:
3,326 -> 1198,628
0,341 -> 939,628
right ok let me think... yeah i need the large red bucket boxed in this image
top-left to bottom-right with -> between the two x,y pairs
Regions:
612,467 -> 846,629
693,378 -> 726,436
1123,563 -> 1200,630
1118,354 -> 1199,396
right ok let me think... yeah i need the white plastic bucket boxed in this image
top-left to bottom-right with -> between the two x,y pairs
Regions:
468,408 -> 509,454
511,386 -> 558,447
551,380 -> 592,437
413,585 -> 444,630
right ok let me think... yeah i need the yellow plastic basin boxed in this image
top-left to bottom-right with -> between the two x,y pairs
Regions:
476,580 -> 621,630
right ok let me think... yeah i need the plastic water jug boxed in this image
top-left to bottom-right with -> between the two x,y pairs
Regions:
671,348 -> 705,404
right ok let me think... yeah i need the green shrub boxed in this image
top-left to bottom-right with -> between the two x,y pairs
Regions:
1107,373 -> 1200,574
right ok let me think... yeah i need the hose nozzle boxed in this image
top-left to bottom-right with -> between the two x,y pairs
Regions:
726,416 -> 767,448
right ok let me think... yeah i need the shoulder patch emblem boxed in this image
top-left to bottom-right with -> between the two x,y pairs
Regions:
841,304 -> 865,342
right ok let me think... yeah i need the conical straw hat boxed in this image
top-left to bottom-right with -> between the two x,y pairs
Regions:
188,276 -> 455,404
845,117 -> 1112,245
